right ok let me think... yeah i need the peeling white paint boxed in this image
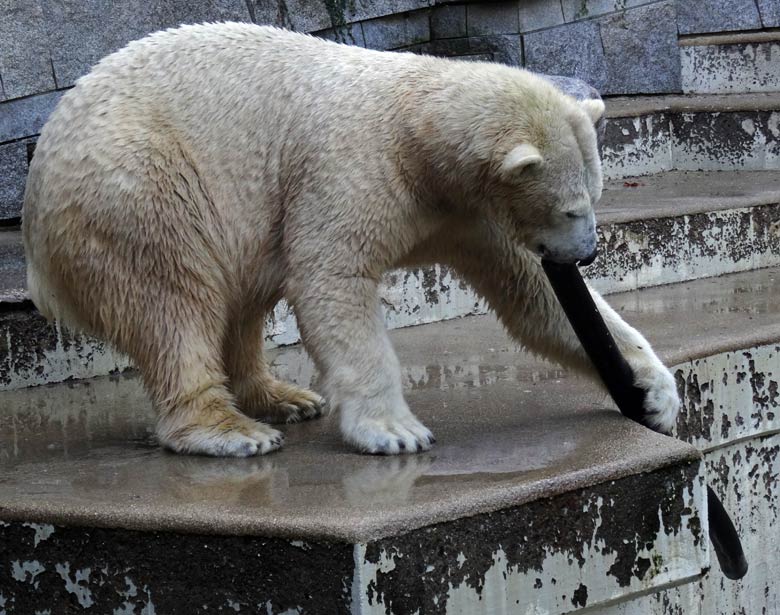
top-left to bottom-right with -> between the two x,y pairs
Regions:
22,523 -> 54,547
0,321 -> 130,392
681,42 -> 780,95
673,111 -> 780,172
264,603 -> 302,615
672,345 -> 780,451
289,540 -> 310,550
604,435 -> 778,614
352,544 -> 368,615
605,345 -> 780,614
604,105 -> 780,179
768,113 -> 780,139
588,207 -> 780,295
602,115 -> 673,180
112,578 -> 157,615
11,560 -> 45,589
140,598 -> 156,615
55,563 -> 94,608
354,471 -> 707,614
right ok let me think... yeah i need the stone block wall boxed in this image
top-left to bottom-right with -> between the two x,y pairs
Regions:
1,0 -> 779,221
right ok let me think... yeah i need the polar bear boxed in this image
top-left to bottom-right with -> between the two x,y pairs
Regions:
23,23 -> 679,457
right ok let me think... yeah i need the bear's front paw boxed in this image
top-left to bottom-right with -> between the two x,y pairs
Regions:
343,414 -> 435,455
632,359 -> 680,434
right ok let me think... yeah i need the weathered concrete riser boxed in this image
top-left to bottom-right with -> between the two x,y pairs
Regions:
673,110 -> 780,173
670,346 -> 779,615
354,463 -> 706,614
603,110 -> 780,180
673,345 -> 779,452
600,347 -> 780,614
0,462 -> 706,614
681,41 -> 780,95
599,436 -> 779,615
587,205 -> 780,294
602,113 -> 674,179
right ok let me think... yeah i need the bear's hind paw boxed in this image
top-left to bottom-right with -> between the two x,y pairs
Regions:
160,414 -> 285,457
278,391 -> 326,424
240,381 -> 326,424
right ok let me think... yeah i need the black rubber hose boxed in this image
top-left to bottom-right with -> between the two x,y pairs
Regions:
540,259 -> 748,581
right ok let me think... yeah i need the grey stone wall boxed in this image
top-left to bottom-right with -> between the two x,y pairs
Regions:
1,0 -> 779,220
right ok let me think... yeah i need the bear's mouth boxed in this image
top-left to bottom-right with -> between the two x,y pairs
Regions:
578,247 -> 598,267
537,244 -> 599,267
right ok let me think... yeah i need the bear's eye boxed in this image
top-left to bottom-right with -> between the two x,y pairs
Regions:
565,212 -> 578,219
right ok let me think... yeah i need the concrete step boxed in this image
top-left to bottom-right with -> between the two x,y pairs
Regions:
2,265 -> 779,613
602,93 -> 780,179
680,32 -> 780,95
591,170 -> 780,293
0,228 -> 26,305
569,268 -> 780,615
2,170 -> 779,390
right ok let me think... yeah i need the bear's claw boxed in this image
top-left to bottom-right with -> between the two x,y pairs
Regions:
282,394 -> 325,424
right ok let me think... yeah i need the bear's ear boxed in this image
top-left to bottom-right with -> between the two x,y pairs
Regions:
580,98 -> 606,125
500,144 -> 543,177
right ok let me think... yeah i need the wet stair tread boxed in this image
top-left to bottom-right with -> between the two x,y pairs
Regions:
604,91 -> 780,118
1,266 -> 779,541
598,170 -> 780,224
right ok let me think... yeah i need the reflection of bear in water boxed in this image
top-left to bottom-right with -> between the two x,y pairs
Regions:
23,24 -> 679,458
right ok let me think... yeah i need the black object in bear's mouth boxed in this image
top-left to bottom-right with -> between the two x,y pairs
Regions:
540,258 -> 748,581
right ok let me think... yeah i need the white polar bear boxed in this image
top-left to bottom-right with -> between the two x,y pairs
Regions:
22,23 -> 679,457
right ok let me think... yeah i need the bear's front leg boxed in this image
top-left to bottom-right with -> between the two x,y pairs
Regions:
443,223 -> 680,434
582,289 -> 680,433
289,275 -> 435,454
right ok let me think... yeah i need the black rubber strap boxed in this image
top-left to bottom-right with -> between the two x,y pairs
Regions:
541,259 -> 748,580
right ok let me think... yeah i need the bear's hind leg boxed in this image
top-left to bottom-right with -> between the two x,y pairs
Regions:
224,310 -> 325,424
143,312 -> 285,457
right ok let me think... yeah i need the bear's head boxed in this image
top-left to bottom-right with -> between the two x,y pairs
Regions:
489,95 -> 605,265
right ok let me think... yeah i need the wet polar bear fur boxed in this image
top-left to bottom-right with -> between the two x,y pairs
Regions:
23,23 -> 680,457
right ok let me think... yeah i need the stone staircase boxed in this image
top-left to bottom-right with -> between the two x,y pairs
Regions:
1,15 -> 780,615
1,268 -> 778,613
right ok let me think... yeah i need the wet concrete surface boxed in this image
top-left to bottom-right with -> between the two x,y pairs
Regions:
605,266 -> 780,367
0,347 -> 697,542
599,170 -> 780,223
2,266 -> 778,541
604,91 -> 780,118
